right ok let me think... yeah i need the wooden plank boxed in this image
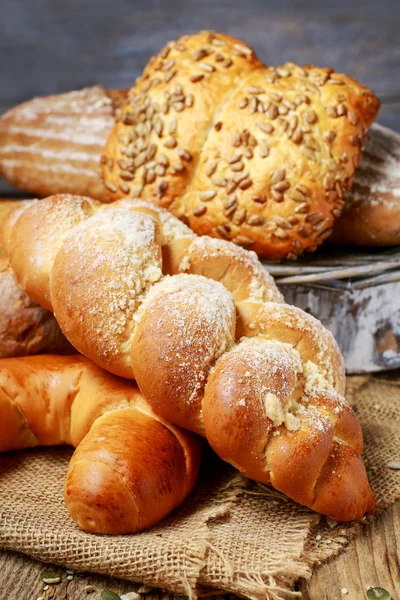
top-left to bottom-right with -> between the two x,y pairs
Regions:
1,501 -> 399,599
299,501 -> 400,599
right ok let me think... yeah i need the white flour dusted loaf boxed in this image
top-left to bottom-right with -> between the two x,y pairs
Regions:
5,194 -> 375,522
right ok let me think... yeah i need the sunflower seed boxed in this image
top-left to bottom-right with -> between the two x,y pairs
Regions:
228,154 -> 242,164
190,74 -> 204,83
105,182 -> 117,193
165,69 -> 177,83
172,162 -> 186,173
235,235 -> 253,247
230,161 -> 245,172
238,178 -> 252,190
205,162 -> 217,177
213,177 -> 228,187
294,202 -> 309,214
200,190 -> 217,201
232,132 -> 242,147
234,42 -> 253,54
119,183 -> 130,194
216,225 -> 232,239
199,62 -> 215,72
194,49 -> 208,61
271,169 -> 286,184
193,204 -> 207,216
253,195 -> 267,204
157,180 -> 168,197
278,104 -> 289,115
271,189 -> 284,202
259,142 -> 269,158
257,122 -> 274,134
222,58 -> 233,68
247,86 -> 265,95
164,137 -> 177,149
120,171 -> 135,181
232,207 -> 247,225
273,229 -> 289,239
239,98 -> 249,109
178,148 -> 193,162
185,94 -> 194,107
305,212 -> 324,225
269,92 -> 282,103
325,105 -> 338,118
155,165 -> 166,176
298,227 -> 312,238
249,97 -> 258,114
347,110 -> 359,126
268,104 -> 279,120
273,180 -> 290,193
162,59 -> 176,71
247,215 -> 265,226
291,129 -> 303,144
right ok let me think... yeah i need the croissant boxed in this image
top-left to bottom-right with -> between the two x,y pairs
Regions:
4,194 -> 374,522
0,31 -> 380,259
0,354 -> 201,534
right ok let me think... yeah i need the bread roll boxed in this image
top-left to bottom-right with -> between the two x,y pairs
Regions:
332,123 -> 400,246
0,354 -> 201,533
103,31 -> 380,259
5,194 -> 374,522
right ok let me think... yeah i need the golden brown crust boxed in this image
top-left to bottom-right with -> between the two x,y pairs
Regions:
331,123 -> 400,246
103,31 -> 380,259
6,195 -> 373,521
103,31 -> 263,214
0,257 -> 71,358
0,87 -> 127,201
0,354 -> 201,534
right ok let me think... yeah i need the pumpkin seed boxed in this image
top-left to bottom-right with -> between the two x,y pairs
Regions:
101,591 -> 122,600
40,568 -> 61,584
366,587 -> 391,600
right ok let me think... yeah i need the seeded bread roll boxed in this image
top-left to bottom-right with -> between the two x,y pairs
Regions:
103,30 -> 380,259
331,123 -> 400,246
6,194 -> 374,521
0,86 -> 127,201
0,354 -> 201,533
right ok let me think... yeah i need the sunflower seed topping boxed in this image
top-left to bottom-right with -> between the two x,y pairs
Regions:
205,162 -> 217,177
247,215 -> 265,226
190,74 -> 204,83
257,121 -> 274,134
239,98 -> 249,109
193,205 -> 207,216
199,62 -> 215,72
200,190 -> 217,201
271,169 -> 286,184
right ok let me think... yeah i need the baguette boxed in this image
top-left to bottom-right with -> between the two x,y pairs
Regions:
0,87 -> 127,201
332,123 -> 400,246
6,194 -> 374,522
0,354 -> 201,534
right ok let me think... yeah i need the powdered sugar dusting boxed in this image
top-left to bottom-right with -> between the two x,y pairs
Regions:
52,210 -> 162,373
179,236 -> 283,303
99,198 -> 195,244
135,273 -> 235,406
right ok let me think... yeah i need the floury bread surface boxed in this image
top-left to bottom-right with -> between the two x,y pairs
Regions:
5,194 -> 374,522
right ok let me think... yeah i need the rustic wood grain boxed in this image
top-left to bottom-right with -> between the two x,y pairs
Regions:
299,502 -> 400,599
1,502 -> 399,599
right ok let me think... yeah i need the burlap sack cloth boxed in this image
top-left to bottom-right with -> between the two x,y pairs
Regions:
1,374 -> 399,599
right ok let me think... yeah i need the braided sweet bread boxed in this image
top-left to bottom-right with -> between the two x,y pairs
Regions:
5,194 -> 374,521
0,354 -> 201,534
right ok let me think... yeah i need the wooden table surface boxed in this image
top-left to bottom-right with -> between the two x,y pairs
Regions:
0,1 -> 399,598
